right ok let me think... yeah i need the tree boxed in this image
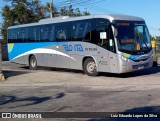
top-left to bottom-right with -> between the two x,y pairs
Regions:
1,0 -> 48,43
60,5 -> 90,17
1,5 -> 15,43
151,35 -> 160,42
45,2 -> 59,17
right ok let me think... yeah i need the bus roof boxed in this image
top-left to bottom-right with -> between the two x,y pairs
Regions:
8,14 -> 144,29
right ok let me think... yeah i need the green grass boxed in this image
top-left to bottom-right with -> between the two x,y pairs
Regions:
156,41 -> 160,45
155,53 -> 160,57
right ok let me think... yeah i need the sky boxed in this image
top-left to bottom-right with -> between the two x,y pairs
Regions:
0,0 -> 160,38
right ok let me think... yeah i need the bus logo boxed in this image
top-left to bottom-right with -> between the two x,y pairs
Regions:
63,44 -> 83,52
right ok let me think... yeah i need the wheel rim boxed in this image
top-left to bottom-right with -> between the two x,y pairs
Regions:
31,58 -> 36,67
87,61 -> 96,73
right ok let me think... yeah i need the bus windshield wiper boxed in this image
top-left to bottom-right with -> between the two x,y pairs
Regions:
141,38 -> 149,50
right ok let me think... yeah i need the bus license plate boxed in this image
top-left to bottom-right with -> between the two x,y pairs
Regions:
138,66 -> 144,69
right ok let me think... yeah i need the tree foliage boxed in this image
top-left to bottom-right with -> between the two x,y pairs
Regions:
1,0 -> 48,43
151,35 -> 160,42
1,0 -> 90,43
60,5 -> 90,16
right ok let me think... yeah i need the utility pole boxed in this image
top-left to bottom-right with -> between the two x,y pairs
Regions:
0,23 -> 5,81
0,42 -> 5,81
50,0 -> 54,18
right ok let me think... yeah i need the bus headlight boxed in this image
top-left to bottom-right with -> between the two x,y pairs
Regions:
119,55 -> 130,62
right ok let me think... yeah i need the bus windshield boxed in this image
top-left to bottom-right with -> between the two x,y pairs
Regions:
114,21 -> 152,54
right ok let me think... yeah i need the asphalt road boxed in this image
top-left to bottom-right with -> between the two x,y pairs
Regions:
0,61 -> 160,121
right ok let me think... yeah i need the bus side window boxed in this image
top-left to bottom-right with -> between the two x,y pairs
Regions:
96,18 -> 110,48
17,29 -> 21,42
96,25 -> 109,48
56,26 -> 68,42
51,26 -> 55,41
28,27 -> 36,42
21,28 -> 28,42
35,27 -> 40,42
71,20 -> 92,41
8,30 -> 12,43
11,29 -> 17,43
44,25 -> 52,41
96,25 -> 116,53
84,22 -> 92,41
40,25 -> 52,42
72,22 -> 84,41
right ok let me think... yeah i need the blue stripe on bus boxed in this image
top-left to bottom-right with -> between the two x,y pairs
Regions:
8,42 -> 66,60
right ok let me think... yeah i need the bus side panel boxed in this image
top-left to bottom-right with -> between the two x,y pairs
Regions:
68,42 -> 97,71
96,46 -> 110,73
8,42 -> 56,65
41,45 -> 58,68
8,43 -> 25,64
54,42 -> 70,69
108,51 -> 119,73
23,53 -> 43,66
12,56 -> 25,65
69,55 -> 83,70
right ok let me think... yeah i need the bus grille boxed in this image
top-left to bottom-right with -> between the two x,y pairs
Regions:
133,58 -> 148,62
132,63 -> 149,69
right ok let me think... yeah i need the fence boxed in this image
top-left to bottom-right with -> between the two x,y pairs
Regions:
155,41 -> 160,56
155,41 -> 160,65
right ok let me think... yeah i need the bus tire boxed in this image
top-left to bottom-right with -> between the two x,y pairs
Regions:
29,55 -> 37,70
83,58 -> 99,76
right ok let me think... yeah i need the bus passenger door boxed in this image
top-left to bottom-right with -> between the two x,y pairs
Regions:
96,19 -> 110,72
108,26 -> 119,73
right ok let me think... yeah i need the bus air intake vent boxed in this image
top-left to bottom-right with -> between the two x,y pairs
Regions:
133,58 -> 149,62
39,16 -> 70,23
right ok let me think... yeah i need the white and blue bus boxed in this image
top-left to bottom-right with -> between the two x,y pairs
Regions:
7,14 -> 153,76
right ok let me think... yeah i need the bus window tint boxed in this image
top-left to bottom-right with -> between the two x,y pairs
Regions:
11,29 -> 17,42
17,29 -> 21,42
17,28 -> 28,42
8,30 -> 12,43
72,20 -> 92,41
21,28 -> 28,42
50,26 -> 55,41
28,27 -> 35,42
35,27 -> 40,42
28,27 -> 39,42
84,22 -> 92,41
56,26 -> 68,41
28,27 -> 40,42
40,25 -> 52,42
96,26 -> 108,47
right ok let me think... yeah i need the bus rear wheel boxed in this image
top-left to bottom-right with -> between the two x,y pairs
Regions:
29,55 -> 37,70
83,58 -> 98,76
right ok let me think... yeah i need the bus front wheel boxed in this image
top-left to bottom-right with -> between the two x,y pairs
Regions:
29,55 -> 37,70
83,58 -> 99,76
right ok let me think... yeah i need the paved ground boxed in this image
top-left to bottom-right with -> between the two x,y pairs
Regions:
0,61 -> 160,121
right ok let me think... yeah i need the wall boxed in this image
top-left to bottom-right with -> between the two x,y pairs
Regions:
1,44 -> 8,61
